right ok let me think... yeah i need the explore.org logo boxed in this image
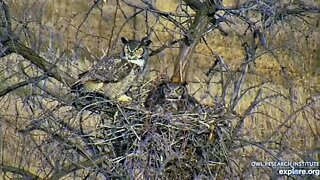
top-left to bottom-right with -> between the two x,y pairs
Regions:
251,161 -> 320,176
278,168 -> 319,176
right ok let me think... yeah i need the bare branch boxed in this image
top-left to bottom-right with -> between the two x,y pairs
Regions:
183,0 -> 206,11
49,153 -> 108,180
0,75 -> 47,97
171,4 -> 212,83
0,164 -> 41,179
5,43 -> 75,86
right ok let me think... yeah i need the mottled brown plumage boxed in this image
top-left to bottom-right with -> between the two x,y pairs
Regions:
145,81 -> 199,113
71,37 -> 152,101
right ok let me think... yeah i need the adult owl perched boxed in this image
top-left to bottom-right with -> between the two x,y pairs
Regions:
145,81 -> 199,113
71,37 -> 152,102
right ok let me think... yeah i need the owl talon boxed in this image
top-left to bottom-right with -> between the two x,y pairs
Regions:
118,95 -> 132,102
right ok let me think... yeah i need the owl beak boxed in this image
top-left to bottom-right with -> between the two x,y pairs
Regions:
126,53 -> 137,60
166,97 -> 181,102
127,59 -> 145,67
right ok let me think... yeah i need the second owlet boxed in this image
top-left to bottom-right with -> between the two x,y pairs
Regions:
71,37 -> 152,102
145,82 -> 199,113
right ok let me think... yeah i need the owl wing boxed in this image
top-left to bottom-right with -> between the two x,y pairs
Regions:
71,56 -> 133,92
144,82 -> 166,109
85,56 -> 133,82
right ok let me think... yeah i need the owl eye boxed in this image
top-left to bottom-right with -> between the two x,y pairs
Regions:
124,46 -> 130,54
135,47 -> 144,55
176,87 -> 185,95
162,87 -> 171,94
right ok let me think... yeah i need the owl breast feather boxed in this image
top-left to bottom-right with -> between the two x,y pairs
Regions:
91,57 -> 134,83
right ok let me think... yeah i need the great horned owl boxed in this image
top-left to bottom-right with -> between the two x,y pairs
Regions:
71,37 -> 152,102
145,82 -> 198,113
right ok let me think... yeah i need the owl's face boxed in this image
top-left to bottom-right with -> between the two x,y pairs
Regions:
161,82 -> 187,101
121,37 -> 152,66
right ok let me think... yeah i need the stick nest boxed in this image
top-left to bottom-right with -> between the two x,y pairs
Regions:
73,84 -> 233,179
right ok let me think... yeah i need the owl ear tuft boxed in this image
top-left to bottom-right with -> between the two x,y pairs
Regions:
181,81 -> 188,87
141,37 -> 152,46
121,37 -> 129,44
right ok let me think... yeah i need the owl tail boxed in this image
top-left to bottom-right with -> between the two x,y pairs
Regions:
70,81 -> 84,94
71,80 -> 105,94
70,71 -> 88,94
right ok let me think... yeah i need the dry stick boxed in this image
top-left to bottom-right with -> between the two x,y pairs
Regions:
149,38 -> 184,57
0,0 -> 12,35
0,75 -> 47,97
122,0 -> 190,59
29,135 -> 55,171
203,38 -> 234,106
232,88 -> 262,139
74,0 -> 100,46
0,164 -> 41,180
48,153 -> 108,180
0,0 -> 16,57
133,6 -> 138,39
110,6 -> 144,56
78,112 -> 100,156
21,119 -> 92,159
1,40 -> 78,117
96,0 -> 104,52
124,0 -> 188,33
234,138 -> 281,161
5,43 -> 75,86
43,106 -> 101,156
229,60 -> 250,111
227,0 -> 320,111
23,110 -> 101,164
13,106 -> 97,179
106,0 -> 120,57
171,9 -> 211,83
267,97 -> 320,142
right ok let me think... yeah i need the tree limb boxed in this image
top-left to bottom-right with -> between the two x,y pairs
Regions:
0,164 -> 42,179
0,0 -> 75,87
48,153 -> 107,180
183,0 -> 206,12
0,75 -> 47,97
5,42 -> 76,86
171,2 -> 212,83
0,0 -> 13,36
